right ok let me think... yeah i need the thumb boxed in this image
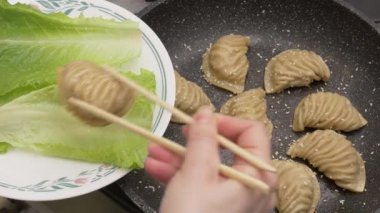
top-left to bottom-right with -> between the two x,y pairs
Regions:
181,107 -> 220,181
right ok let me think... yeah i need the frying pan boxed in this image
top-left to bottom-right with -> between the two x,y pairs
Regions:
119,0 -> 380,212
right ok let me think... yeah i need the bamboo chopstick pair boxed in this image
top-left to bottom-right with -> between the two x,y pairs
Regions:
67,67 -> 276,194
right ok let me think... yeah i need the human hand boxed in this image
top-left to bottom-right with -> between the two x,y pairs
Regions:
144,107 -> 277,213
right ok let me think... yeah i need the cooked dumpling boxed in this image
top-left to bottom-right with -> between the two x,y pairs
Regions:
272,160 -> 320,213
287,130 -> 366,192
293,92 -> 367,132
202,34 -> 250,94
58,61 -> 135,126
220,88 -> 273,136
172,71 -> 215,123
264,49 -> 330,94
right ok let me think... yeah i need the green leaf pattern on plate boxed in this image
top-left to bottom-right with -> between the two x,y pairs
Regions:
12,0 -> 127,20
0,165 -> 118,192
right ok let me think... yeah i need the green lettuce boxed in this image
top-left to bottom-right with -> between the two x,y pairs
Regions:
0,0 -> 141,104
0,142 -> 10,153
0,70 -> 155,169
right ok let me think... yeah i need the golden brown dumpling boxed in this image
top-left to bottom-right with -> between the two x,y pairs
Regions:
287,130 -> 366,192
202,34 -> 250,94
272,160 -> 320,213
220,88 -> 273,136
293,92 -> 367,132
264,49 -> 330,94
58,61 -> 135,126
172,71 -> 215,123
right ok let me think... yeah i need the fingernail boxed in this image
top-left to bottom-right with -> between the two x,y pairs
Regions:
196,107 -> 213,123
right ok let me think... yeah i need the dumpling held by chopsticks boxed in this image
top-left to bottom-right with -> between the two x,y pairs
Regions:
58,61 -> 136,126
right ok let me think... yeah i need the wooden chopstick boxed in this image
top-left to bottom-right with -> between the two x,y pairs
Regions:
104,67 -> 276,173
68,97 -> 270,193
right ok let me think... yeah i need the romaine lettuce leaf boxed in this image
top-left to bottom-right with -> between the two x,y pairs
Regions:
0,0 -> 141,104
0,69 -> 155,169
0,142 -> 10,154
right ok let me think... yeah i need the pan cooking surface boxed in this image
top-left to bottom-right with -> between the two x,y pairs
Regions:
136,0 -> 380,211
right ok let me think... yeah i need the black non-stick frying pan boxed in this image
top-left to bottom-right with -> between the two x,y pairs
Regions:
118,0 -> 380,212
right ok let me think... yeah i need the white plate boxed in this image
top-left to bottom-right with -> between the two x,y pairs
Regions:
0,0 -> 174,201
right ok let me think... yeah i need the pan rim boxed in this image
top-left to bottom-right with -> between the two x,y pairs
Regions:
137,0 -> 380,35
333,0 -> 380,34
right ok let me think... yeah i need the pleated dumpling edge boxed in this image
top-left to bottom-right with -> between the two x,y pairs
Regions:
220,88 -> 273,136
172,70 -> 215,123
292,92 -> 367,132
202,34 -> 250,94
264,49 -> 330,94
272,159 -> 320,213
287,130 -> 366,192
